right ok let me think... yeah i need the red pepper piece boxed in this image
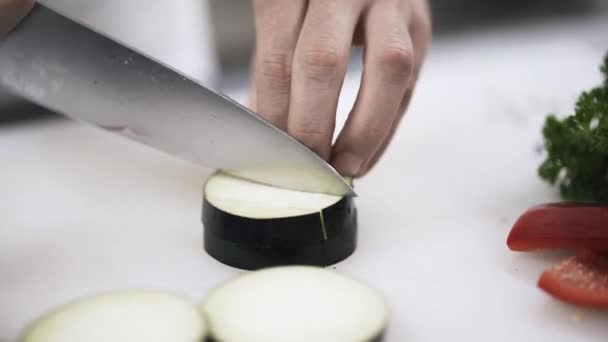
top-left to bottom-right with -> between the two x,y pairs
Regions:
507,203 -> 608,251
538,249 -> 608,309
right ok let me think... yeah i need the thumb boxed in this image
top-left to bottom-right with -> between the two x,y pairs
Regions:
0,0 -> 34,38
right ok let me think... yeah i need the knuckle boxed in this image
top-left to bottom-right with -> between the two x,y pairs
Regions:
300,49 -> 341,81
303,48 -> 340,69
258,50 -> 293,90
298,35 -> 342,82
302,49 -> 340,74
378,46 -> 414,77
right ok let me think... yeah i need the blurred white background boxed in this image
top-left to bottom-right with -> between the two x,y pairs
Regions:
42,0 -> 219,86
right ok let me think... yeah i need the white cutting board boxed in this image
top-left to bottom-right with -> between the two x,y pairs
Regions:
2,15 -> 608,341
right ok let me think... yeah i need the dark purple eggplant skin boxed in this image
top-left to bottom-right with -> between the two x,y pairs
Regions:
202,195 -> 357,271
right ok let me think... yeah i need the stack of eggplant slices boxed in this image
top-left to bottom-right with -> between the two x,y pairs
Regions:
18,172 -> 389,341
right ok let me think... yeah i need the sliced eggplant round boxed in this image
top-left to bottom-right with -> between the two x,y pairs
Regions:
202,172 -> 357,270
201,266 -> 389,342
19,290 -> 207,342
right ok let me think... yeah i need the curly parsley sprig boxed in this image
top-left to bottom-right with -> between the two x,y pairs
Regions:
539,53 -> 608,202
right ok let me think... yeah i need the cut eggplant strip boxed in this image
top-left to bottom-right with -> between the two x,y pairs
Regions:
201,266 -> 388,342
19,290 -> 207,342
202,172 -> 357,270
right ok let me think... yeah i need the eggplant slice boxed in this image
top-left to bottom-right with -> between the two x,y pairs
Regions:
202,172 -> 358,270
19,290 -> 207,342
201,266 -> 388,342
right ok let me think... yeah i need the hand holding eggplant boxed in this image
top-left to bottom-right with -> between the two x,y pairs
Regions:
249,0 -> 432,177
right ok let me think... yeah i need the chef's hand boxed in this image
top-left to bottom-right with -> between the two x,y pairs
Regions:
0,0 -> 33,37
249,0 -> 431,177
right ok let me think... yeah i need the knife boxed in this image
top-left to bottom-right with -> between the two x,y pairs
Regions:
0,2 -> 355,197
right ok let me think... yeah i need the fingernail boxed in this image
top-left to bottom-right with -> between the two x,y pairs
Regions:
331,152 -> 364,177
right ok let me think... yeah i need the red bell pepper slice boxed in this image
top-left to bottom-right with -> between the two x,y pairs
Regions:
507,203 -> 608,251
538,249 -> 608,308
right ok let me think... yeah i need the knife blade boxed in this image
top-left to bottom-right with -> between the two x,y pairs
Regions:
0,3 -> 355,197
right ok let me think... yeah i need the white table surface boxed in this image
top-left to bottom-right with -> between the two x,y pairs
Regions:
2,15 -> 608,341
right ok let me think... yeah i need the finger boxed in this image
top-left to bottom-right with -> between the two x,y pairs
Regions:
331,0 -> 414,176
248,52 -> 257,111
288,0 -> 363,160
359,2 -> 432,175
252,0 -> 306,130
0,0 -> 33,37
409,0 -> 433,56
359,88 -> 414,176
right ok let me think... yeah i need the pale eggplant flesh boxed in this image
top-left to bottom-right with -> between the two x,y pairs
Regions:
202,172 -> 358,270
18,290 -> 207,342
200,266 -> 389,342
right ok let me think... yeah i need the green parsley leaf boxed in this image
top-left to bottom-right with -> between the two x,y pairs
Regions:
539,53 -> 608,202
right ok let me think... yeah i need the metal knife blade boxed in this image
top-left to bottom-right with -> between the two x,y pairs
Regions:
0,3 -> 355,197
